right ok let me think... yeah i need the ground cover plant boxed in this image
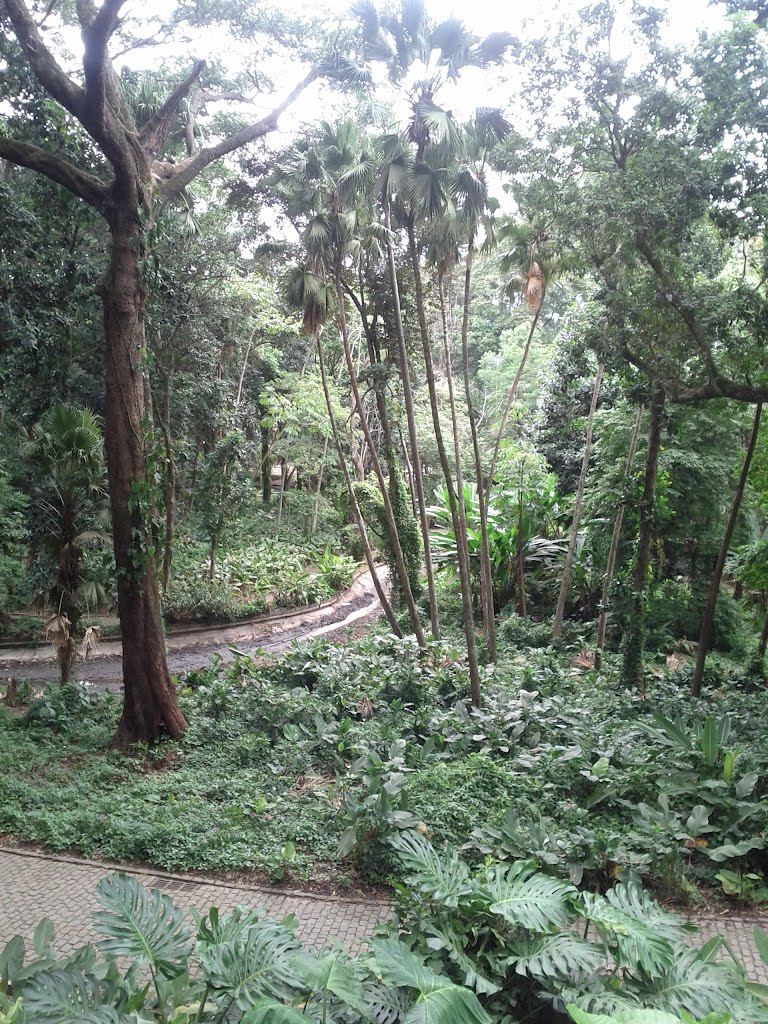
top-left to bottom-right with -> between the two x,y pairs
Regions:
1,857 -> 767,1023
2,630 -> 767,905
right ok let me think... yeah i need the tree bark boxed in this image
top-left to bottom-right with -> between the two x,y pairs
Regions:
460,236 -> 496,660
485,298 -> 544,502
621,387 -> 665,690
261,424 -> 272,502
387,210 -> 439,639
421,269 -> 482,705
106,211 -> 186,748
759,611 -> 768,660
595,403 -> 644,670
691,402 -> 763,697
552,364 -> 604,639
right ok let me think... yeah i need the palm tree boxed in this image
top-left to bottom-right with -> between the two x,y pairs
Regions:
286,263 -> 403,637
24,403 -> 108,681
276,126 -> 425,642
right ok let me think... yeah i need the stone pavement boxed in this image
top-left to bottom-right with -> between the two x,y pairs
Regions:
0,848 -> 390,956
2,847 -> 768,982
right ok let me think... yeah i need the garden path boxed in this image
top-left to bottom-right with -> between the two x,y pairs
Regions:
2,846 -> 768,982
0,568 -> 388,689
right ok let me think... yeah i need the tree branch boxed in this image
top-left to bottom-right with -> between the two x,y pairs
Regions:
3,0 -> 86,121
77,0 -> 129,136
0,135 -> 109,211
635,234 -> 722,385
140,59 -> 206,157
157,68 -> 318,201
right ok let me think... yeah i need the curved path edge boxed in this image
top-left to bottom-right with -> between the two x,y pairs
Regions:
0,567 -> 389,687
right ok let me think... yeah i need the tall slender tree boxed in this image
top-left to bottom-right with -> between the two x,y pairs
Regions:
691,403 -> 763,696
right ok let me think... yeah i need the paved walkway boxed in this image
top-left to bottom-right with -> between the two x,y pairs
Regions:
0,848 -> 390,956
2,847 -> 768,981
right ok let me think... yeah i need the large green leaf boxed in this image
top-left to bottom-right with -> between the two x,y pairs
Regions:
506,933 -> 605,979
390,831 -> 473,908
701,717 -> 718,766
0,936 -> 24,987
200,918 -> 302,1009
424,923 -> 500,995
20,969 -> 123,1023
635,947 -> 747,1019
373,940 -> 452,995
241,997 -> 311,1024
93,874 -> 192,977
292,953 -> 367,1014
581,885 -> 692,978
404,985 -> 491,1024
483,863 -> 575,931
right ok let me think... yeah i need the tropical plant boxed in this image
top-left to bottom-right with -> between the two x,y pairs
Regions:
0,872 -> 490,1024
386,831 -> 765,1022
23,403 -> 109,681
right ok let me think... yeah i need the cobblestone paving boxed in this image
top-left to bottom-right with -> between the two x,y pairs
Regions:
2,848 -> 768,983
0,849 -> 390,956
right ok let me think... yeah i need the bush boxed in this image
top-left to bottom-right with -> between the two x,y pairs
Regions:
498,613 -> 552,648
0,872 -> 489,1024
645,581 -> 751,654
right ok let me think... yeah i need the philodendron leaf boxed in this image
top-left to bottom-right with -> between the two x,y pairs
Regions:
704,838 -> 764,862
242,997 -> 311,1024
0,936 -> 24,987
20,968 -> 123,1023
93,874 -> 193,977
292,953 -> 367,1014
404,984 -> 491,1024
32,919 -> 55,959
567,1006 -> 692,1023
753,925 -> 768,967
373,940 -> 490,1024
735,772 -> 758,799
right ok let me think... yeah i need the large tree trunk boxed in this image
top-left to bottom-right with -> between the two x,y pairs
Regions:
105,211 -> 187,748
621,387 -> 665,690
460,237 -> 496,661
691,402 -> 762,697
595,403 -> 644,670
759,611 -> 768,660
387,209 -> 440,639
552,364 -> 603,639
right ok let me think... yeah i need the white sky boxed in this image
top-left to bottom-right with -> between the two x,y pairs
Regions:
42,0 -> 729,133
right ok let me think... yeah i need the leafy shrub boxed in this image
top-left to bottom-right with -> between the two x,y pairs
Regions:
498,613 -> 552,648
386,831 -> 766,1022
0,872 -> 490,1024
621,580 -> 752,655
